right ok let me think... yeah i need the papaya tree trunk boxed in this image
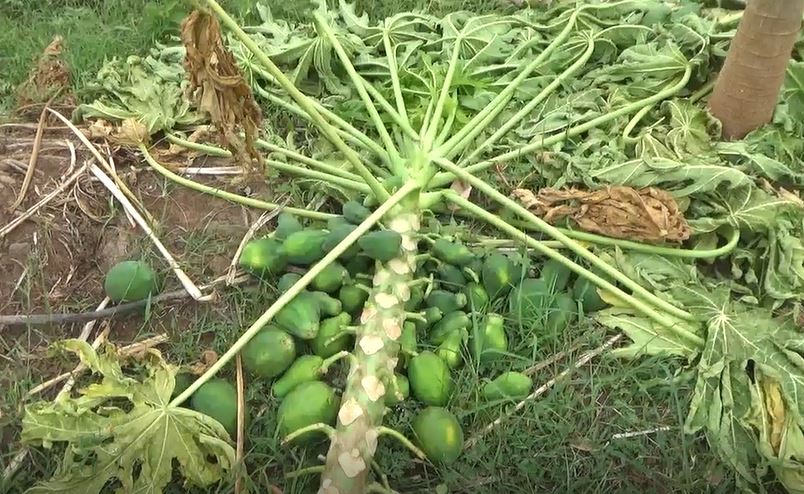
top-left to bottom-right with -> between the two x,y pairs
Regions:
321,208 -> 420,493
708,0 -> 804,139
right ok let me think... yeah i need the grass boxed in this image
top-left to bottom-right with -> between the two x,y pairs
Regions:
0,0 -> 770,493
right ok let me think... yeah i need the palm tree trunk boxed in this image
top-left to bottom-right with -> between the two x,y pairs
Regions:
708,0 -> 804,140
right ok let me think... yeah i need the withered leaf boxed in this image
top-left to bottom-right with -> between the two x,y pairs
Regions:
181,10 -> 262,174
512,185 -> 691,243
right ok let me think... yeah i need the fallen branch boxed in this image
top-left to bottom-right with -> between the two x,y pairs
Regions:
9,98 -> 52,210
464,333 -> 622,449
0,273 -> 253,327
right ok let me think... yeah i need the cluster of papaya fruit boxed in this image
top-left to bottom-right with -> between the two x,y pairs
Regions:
169,199 -> 609,465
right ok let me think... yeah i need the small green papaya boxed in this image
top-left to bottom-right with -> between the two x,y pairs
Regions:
545,292 -> 577,333
400,322 -> 418,357
272,355 -> 325,398
409,351 -> 452,406
323,223 -> 360,259
436,263 -> 466,292
312,261 -> 348,293
276,292 -> 321,339
482,371 -> 532,400
191,379 -> 239,437
171,372 -> 194,400
404,283 -> 425,311
342,200 -> 372,224
311,313 -> 352,358
327,215 -> 350,231
283,229 -> 328,265
481,253 -> 516,299
539,259 -> 572,291
432,238 -> 475,266
339,284 -> 369,315
436,329 -> 465,369
471,313 -> 508,363
573,276 -> 607,312
275,212 -> 303,241
385,373 -> 410,405
415,306 -> 443,333
277,381 -> 339,442
104,260 -> 159,303
242,326 -> 296,378
425,290 -> 466,313
358,230 -> 402,262
509,278 -> 553,322
309,291 -> 343,317
430,311 -> 470,345
239,238 -> 287,278
412,407 -> 463,464
345,255 -> 373,277
464,282 -> 489,312
277,272 -> 302,292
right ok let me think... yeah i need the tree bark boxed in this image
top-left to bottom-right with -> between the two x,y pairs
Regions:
708,0 -> 804,140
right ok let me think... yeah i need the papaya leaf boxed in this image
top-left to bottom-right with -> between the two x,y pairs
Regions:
594,306 -> 702,359
21,340 -> 235,494
676,285 -> 804,492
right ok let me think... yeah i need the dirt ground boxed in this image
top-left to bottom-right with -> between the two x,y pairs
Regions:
0,115 -> 275,406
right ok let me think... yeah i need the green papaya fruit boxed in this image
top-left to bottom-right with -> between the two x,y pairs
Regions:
415,306 -> 443,333
283,229 -> 328,265
385,373 -> 410,405
471,313 -> 508,363
358,230 -> 402,262
277,272 -> 302,293
239,238 -> 287,278
432,239 -> 475,266
408,351 -> 452,406
425,290 -> 466,313
104,260 -> 159,302
342,200 -> 372,224
482,371 -> 532,400
436,329 -> 465,369
436,263 -> 466,292
311,313 -> 352,358
430,311 -> 470,345
191,379 -> 239,437
327,215 -> 350,231
412,407 -> 463,464
339,284 -> 369,315
272,355 -> 325,398
171,372 -> 194,400
310,291 -> 343,317
242,326 -> 296,378
345,255 -> 373,277
545,292 -> 577,333
312,261 -> 348,293
323,223 -> 360,259
276,292 -> 321,339
539,259 -> 572,291
464,282 -> 489,312
400,321 -> 418,357
404,283 -> 425,311
509,278 -> 553,322
481,253 -> 516,299
275,212 -> 303,241
277,381 -> 339,442
573,276 -> 607,312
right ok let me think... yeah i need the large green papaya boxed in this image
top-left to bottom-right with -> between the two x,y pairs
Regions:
241,326 -> 296,378
277,381 -> 339,442
539,259 -> 572,291
238,238 -> 287,278
409,351 -> 452,406
338,284 -> 369,315
432,239 -> 475,266
312,261 -> 348,293
272,355 -> 325,398
481,253 -> 516,299
311,313 -> 352,358
275,212 -> 303,241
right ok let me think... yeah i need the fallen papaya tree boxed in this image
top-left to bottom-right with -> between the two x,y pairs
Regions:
18,1 -> 804,493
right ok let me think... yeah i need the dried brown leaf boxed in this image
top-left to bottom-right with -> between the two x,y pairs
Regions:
181,11 -> 262,175
512,185 -> 691,243
16,36 -> 73,112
